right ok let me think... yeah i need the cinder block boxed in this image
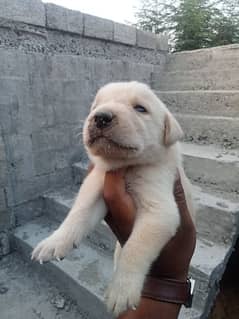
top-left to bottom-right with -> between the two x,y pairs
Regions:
33,149 -> 56,176
5,174 -> 49,206
113,23 -> 136,45
163,44 -> 239,72
156,34 -> 169,51
0,231 -> 10,256
0,49 -> 29,77
84,14 -> 113,40
153,69 -> 239,90
0,134 -> 6,160
0,161 -> 7,187
32,127 -> 75,154
0,188 -> 7,211
0,0 -> 45,26
137,30 -> 157,49
45,3 -> 83,34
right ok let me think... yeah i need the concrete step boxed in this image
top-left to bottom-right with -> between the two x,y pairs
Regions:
156,90 -> 239,117
182,143 -> 239,193
152,68 -> 239,91
12,216 -> 202,319
72,161 -> 88,185
71,143 -> 239,193
43,186 -> 116,256
175,114 -> 239,149
13,214 -> 236,318
193,185 -> 239,245
42,182 -> 239,247
13,216 -> 113,319
164,44 -> 239,72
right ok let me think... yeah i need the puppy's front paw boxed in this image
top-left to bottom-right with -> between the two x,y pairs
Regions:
31,230 -> 76,263
105,272 -> 143,316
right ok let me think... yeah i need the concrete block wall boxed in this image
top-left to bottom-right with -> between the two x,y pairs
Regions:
0,0 -> 168,232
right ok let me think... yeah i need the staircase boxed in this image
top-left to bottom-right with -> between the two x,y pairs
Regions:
12,45 -> 239,319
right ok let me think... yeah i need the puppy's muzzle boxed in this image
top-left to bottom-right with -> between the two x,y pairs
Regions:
94,111 -> 114,129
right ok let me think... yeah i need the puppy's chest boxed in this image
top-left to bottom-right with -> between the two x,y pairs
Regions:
125,168 -> 163,211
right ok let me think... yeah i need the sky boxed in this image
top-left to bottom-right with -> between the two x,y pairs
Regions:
42,0 -> 139,24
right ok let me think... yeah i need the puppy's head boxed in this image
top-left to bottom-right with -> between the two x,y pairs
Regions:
83,81 -> 183,166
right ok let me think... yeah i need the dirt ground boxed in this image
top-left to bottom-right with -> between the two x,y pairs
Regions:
209,239 -> 239,319
0,252 -> 86,319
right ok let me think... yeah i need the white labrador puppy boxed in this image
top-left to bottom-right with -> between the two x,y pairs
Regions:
32,81 -> 195,316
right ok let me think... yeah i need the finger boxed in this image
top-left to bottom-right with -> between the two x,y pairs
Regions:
106,167 -> 127,179
104,169 -> 127,197
174,178 -> 186,202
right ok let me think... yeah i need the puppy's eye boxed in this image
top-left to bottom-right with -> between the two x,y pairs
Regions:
134,105 -> 148,113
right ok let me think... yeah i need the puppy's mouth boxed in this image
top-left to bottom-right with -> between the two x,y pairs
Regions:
89,135 -> 138,151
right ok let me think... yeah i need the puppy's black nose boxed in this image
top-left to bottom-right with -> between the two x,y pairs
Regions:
94,111 -> 113,129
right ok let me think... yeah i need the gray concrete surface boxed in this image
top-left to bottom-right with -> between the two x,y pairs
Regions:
0,49 -> 159,227
163,44 -> 239,72
0,0 -> 168,54
113,23 -> 137,45
0,0 -> 45,26
12,196 -> 239,317
45,3 -> 84,34
0,252 -> 201,319
157,90 -> 239,117
72,143 -> 239,193
13,216 -> 113,319
0,252 -> 87,319
13,216 -> 204,318
39,163 -> 239,314
175,114 -> 239,149
152,68 -> 239,91
84,14 -> 114,41
182,143 -> 239,193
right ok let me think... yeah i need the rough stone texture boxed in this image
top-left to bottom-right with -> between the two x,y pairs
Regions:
137,30 -> 157,49
164,44 -> 239,72
0,44 -> 162,226
149,46 -> 239,317
157,90 -> 239,117
152,68 -> 239,90
14,216 -> 201,319
0,0 -> 168,53
42,180 -> 239,250
0,134 -> 7,188
13,187 -> 239,318
14,216 -> 113,319
113,23 -> 137,45
156,34 -> 169,51
84,14 -> 113,41
0,0 -> 45,26
45,3 -> 83,35
0,23 -> 166,65
175,114 -> 239,149
72,161 -> 88,185
0,253 -> 87,319
0,231 -> 10,256
182,143 -> 239,193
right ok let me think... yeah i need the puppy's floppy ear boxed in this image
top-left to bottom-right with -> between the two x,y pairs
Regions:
164,112 -> 184,146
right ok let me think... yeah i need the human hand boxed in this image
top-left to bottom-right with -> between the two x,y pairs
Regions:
103,169 -> 196,319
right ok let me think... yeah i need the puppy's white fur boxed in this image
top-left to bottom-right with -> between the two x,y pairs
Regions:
32,81 -> 195,316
